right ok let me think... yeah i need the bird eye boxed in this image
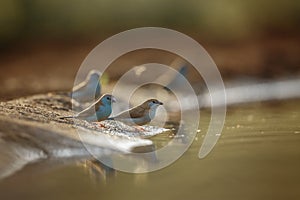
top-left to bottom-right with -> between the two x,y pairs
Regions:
152,100 -> 156,103
107,97 -> 111,100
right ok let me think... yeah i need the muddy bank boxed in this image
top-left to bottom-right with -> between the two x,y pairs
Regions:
0,93 -> 159,179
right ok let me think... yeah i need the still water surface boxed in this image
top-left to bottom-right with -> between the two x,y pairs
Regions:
0,100 -> 299,200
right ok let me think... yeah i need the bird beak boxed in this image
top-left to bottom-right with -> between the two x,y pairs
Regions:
111,96 -> 117,103
158,101 -> 163,105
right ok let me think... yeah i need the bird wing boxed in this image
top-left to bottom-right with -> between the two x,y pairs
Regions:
115,106 -> 148,119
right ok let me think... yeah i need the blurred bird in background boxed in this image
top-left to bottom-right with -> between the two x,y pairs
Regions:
72,70 -> 102,104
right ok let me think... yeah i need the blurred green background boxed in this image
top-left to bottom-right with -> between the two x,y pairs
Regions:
0,0 -> 299,99
1,0 -> 300,44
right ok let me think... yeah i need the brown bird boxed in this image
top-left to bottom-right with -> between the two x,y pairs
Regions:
111,99 -> 163,126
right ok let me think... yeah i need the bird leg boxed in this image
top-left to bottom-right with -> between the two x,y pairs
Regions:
133,126 -> 146,132
93,122 -> 107,128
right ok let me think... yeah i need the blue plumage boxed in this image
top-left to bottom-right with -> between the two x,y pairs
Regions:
61,94 -> 116,122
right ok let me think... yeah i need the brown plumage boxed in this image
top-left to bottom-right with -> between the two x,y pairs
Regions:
112,99 -> 163,125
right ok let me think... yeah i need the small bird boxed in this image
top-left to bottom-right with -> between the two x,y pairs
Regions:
60,94 -> 116,122
72,70 -> 102,103
111,99 -> 163,126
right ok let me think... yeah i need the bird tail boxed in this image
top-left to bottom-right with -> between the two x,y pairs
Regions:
59,115 -> 75,119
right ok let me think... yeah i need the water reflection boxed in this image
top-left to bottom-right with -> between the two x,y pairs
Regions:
82,159 -> 116,184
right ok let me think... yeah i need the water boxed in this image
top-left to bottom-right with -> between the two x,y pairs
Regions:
0,100 -> 300,200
